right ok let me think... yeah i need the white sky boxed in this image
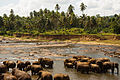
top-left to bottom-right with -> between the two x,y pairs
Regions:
0,0 -> 120,16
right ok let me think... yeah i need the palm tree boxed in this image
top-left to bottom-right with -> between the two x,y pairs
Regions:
80,2 -> 87,15
67,4 -> 74,15
55,4 -> 60,13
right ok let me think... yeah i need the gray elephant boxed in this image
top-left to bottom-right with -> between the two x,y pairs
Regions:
0,73 -> 17,80
12,68 -> 31,80
3,60 -> 16,71
25,65 -> 43,75
37,71 -> 53,80
17,60 -> 25,71
0,64 -> 8,74
54,73 -> 70,80
38,58 -> 53,68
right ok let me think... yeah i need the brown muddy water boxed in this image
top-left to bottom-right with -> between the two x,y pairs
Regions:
0,42 -> 120,80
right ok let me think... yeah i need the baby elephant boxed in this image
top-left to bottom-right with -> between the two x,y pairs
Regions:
37,71 -> 53,80
12,68 -> 31,80
54,73 -> 70,80
25,65 -> 43,75
0,73 -> 17,80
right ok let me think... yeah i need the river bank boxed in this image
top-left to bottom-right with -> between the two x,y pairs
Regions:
0,35 -> 120,47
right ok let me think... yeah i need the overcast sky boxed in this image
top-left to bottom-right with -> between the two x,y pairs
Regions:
0,0 -> 120,17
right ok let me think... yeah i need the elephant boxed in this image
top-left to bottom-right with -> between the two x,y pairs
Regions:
90,64 -> 101,73
32,61 -> 40,65
102,62 -> 119,74
37,71 -> 53,80
38,58 -> 54,68
0,64 -> 8,74
12,68 -> 31,80
24,61 -> 31,68
17,60 -> 25,71
64,63 -> 74,68
0,73 -> 17,80
25,65 -> 43,75
3,61 -> 16,71
76,62 -> 90,74
54,73 -> 70,80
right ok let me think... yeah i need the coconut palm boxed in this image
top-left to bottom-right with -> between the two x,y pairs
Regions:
55,4 -> 60,13
80,2 -> 87,15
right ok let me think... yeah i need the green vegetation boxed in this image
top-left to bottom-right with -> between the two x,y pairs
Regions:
0,3 -> 120,36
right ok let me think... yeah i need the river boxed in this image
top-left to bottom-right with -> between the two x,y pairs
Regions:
0,42 -> 120,80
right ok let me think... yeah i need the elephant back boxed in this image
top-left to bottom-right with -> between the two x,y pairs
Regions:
54,73 -> 70,80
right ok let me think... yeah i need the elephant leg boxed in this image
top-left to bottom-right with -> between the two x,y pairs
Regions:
23,68 -> 25,71
7,68 -> 9,71
50,64 -> 53,68
104,69 -> 107,73
111,68 -> 114,74
86,70 -> 89,74
116,67 -> 119,74
41,64 -> 45,68
77,68 -> 79,72
32,71 -> 34,75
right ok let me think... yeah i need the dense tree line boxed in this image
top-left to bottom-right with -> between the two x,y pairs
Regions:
0,3 -> 120,36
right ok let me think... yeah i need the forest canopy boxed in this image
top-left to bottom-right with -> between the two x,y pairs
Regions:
0,3 -> 120,36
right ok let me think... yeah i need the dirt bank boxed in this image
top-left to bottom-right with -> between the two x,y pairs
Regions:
13,34 -> 120,41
